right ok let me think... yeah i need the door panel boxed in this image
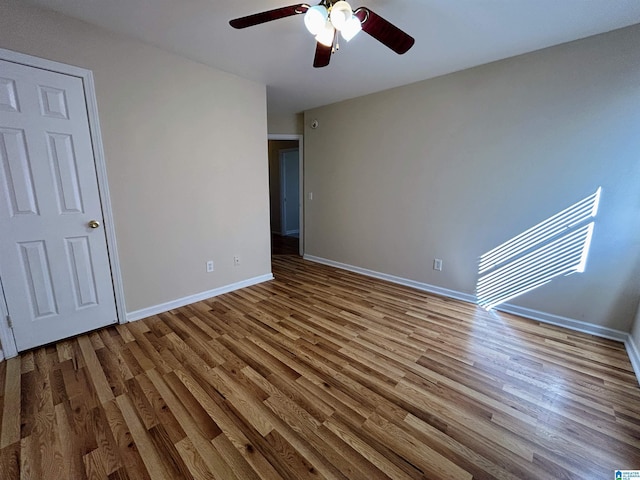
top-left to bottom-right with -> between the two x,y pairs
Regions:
38,85 -> 69,119
47,132 -> 84,213
0,77 -> 19,112
19,240 -> 58,318
1,127 -> 38,215
65,236 -> 99,308
0,59 -> 117,351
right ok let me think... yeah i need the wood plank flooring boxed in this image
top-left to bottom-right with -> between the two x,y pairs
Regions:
1,255 -> 639,479
272,234 -> 300,256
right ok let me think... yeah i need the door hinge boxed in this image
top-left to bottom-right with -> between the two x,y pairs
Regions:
6,315 -> 12,328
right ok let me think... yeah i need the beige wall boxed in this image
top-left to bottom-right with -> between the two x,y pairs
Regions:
0,0 -> 272,313
268,112 -> 304,135
304,24 -> 640,332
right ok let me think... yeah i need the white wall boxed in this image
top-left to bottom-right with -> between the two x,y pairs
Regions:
304,24 -> 640,332
0,0 -> 272,314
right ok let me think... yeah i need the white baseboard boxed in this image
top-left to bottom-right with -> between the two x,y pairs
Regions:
126,273 -> 274,322
495,303 -> 629,343
303,255 -> 476,304
626,335 -> 640,384
0,288 -> 17,359
303,254 -> 640,384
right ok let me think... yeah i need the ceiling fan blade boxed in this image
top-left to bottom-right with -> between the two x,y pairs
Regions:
230,4 -> 308,29
313,42 -> 332,68
354,7 -> 415,54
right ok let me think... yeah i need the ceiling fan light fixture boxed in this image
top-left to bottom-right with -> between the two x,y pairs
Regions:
229,2 -> 415,68
315,20 -> 335,47
304,5 -> 328,35
340,14 -> 361,41
329,1 -> 353,31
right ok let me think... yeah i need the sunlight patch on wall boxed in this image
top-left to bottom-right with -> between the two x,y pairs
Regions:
476,187 -> 601,310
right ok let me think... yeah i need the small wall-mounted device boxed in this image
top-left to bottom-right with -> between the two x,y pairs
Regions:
311,119 -> 319,129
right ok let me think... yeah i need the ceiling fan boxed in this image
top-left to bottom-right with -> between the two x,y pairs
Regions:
229,1 -> 415,68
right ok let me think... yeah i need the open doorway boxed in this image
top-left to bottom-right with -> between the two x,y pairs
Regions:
280,148 -> 300,236
268,135 -> 303,256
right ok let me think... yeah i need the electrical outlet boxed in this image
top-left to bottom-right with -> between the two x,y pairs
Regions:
433,258 -> 443,271
206,260 -> 214,273
233,255 -> 240,266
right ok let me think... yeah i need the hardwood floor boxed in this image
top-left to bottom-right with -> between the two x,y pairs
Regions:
272,234 -> 300,256
1,255 -> 639,479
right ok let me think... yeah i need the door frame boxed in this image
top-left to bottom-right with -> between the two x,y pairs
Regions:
0,48 -> 127,358
279,147 -> 300,236
0,283 -> 10,362
268,134 -> 304,256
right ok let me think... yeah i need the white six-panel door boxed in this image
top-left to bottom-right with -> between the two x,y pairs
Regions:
0,58 -> 117,351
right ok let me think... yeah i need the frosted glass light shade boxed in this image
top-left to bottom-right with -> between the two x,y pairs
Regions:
329,1 -> 353,30
341,15 -> 361,41
315,21 -> 335,47
304,5 -> 328,35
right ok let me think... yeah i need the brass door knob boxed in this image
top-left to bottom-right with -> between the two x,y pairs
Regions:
88,220 -> 100,229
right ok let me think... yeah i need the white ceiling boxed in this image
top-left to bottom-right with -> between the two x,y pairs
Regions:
27,0 -> 640,116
